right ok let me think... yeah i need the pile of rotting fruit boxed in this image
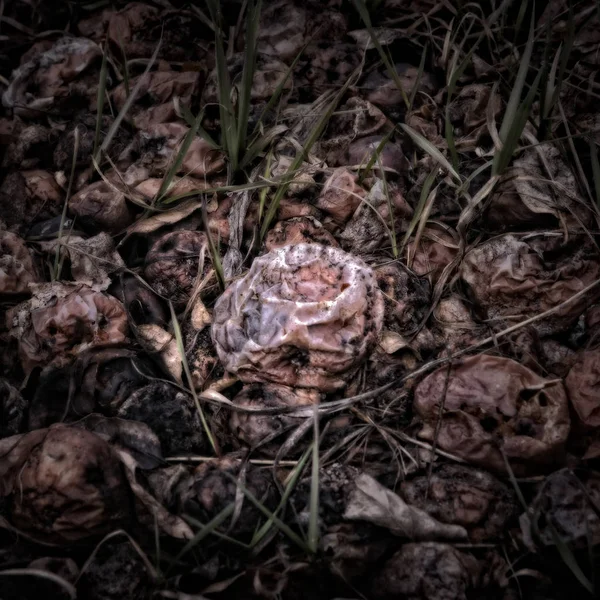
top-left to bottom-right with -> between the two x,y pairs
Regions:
1,0 -> 600,598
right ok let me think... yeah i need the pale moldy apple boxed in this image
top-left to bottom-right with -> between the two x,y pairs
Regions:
1,0 -> 600,597
212,243 -> 384,391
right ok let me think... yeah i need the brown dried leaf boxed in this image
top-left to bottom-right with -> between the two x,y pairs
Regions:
42,233 -> 125,290
400,464 -> 517,542
112,70 -> 200,130
118,122 -> 225,179
529,469 -> 600,547
69,181 -> 134,233
143,230 -> 210,308
344,473 -> 468,541
136,324 -> 182,383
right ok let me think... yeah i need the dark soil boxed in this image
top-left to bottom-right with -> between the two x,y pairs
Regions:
1,0 -> 600,599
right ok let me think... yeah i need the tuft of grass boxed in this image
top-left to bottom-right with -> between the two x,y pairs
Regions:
174,504 -> 235,564
492,12 -> 541,176
249,445 -> 312,551
221,471 -> 311,553
206,0 -> 262,177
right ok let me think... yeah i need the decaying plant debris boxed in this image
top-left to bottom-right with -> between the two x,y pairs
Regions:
1,0 -> 600,598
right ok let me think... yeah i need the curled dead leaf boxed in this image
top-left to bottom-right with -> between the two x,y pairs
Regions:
344,472 -> 468,541
136,324 -> 182,383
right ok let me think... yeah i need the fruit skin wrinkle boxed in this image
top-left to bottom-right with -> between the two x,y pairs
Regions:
212,243 -> 384,391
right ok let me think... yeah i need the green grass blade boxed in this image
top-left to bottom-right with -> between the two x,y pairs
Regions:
93,46 -> 109,157
307,406 -> 320,554
400,123 -> 461,182
590,139 -> 600,210
378,155 -> 397,257
443,31 -> 486,172
401,167 -> 437,251
156,109 -> 205,204
513,0 -> 529,40
250,446 -> 311,549
357,127 -> 396,185
493,67 -> 543,175
176,100 -> 220,149
174,504 -> 235,562
498,11 -> 535,144
185,514 -> 250,548
169,302 -> 218,454
260,71 -> 358,240
190,4 -> 215,32
548,524 -> 595,594
555,3 -> 575,107
162,178 -> 280,205
258,151 -> 273,221
409,44 -> 428,109
201,198 -> 226,292
239,124 -> 286,171
351,0 -> 410,109
543,43 -> 561,120
457,160 -> 493,197
222,472 -> 310,552
53,127 -> 80,280
444,107 -> 459,172
207,0 -> 238,173
96,38 -> 161,162
447,39 -> 482,96
236,0 -> 262,155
